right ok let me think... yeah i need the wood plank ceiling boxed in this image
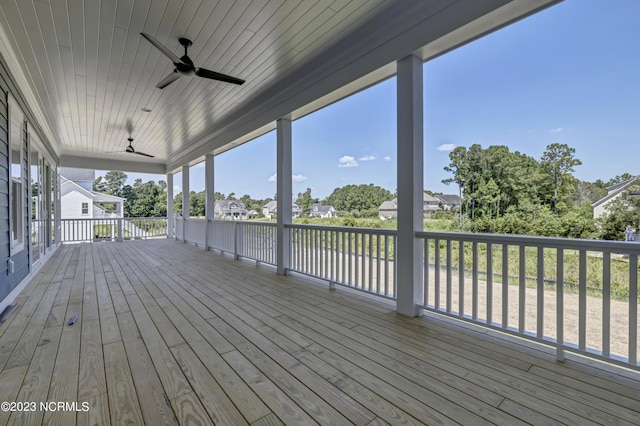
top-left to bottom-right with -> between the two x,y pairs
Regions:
0,0 -> 559,174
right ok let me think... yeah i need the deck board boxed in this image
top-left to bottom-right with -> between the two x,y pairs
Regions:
0,239 -> 638,425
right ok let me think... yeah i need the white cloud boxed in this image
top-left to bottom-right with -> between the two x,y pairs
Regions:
550,127 -> 563,134
383,155 -> 392,161
359,155 -> 376,161
338,155 -> 359,168
436,143 -> 456,152
268,173 -> 307,182
173,185 -> 181,191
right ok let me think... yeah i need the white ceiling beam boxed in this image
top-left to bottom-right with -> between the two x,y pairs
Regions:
61,155 -> 166,174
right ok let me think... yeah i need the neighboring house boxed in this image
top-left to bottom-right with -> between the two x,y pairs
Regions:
247,210 -> 259,219
309,203 -> 337,218
262,201 -> 302,219
378,193 -> 460,220
592,176 -> 640,219
434,194 -> 461,210
423,193 -> 441,217
379,200 -> 398,220
60,174 -> 126,242
61,177 -> 125,219
215,199 -> 249,220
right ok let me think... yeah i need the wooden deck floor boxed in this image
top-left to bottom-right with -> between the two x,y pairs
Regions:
0,239 -> 639,425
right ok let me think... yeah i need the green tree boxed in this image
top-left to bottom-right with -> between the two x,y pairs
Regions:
127,179 -> 166,217
190,191 -> 206,217
295,187 -> 318,216
540,143 -> 582,214
323,184 -> 392,215
607,173 -> 634,186
101,171 -> 128,196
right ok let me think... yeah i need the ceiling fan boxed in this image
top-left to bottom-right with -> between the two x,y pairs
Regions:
140,32 -> 245,89
107,119 -> 155,158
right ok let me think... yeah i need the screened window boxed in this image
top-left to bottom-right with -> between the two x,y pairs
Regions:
81,202 -> 89,215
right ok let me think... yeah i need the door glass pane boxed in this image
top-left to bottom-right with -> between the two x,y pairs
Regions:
30,150 -> 40,260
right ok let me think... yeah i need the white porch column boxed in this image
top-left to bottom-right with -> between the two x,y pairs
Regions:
167,173 -> 174,238
182,165 -> 190,242
204,154 -> 215,250
276,118 -> 292,275
396,54 -> 424,317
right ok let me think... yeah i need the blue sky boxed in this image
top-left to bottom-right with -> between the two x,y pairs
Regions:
100,0 -> 640,201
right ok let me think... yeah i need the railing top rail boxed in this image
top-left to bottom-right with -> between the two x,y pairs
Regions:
208,219 -> 277,227
416,230 -> 640,253
61,217 -> 168,220
286,223 -> 397,235
236,221 -> 276,227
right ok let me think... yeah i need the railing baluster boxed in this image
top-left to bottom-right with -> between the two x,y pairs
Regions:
348,231 -> 352,284
603,251 -> 611,357
423,238 -> 429,307
384,234 -> 389,296
537,246 -> 544,339
459,240 -> 464,316
376,234 -> 381,294
354,231 -> 360,287
487,243 -> 493,325
557,248 -> 565,361
502,243 -> 509,329
472,242 -> 478,320
446,240 -> 452,313
341,230 -> 345,283
629,254 -> 638,365
368,233 -> 373,292
434,239 -> 440,310
579,249 -> 587,350
519,245 -> 526,334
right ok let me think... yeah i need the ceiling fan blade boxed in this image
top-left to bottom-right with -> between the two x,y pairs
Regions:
140,32 -> 182,64
156,71 -> 182,89
195,67 -> 245,85
133,151 -> 155,158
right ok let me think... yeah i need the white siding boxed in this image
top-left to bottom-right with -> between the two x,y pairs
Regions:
61,190 -> 93,218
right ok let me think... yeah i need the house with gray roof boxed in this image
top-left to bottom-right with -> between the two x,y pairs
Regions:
215,199 -> 249,220
309,203 -> 337,218
592,176 -> 640,219
434,194 -> 461,210
378,193 -> 459,220
262,201 -> 302,220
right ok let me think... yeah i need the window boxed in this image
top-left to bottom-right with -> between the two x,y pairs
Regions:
81,202 -> 89,215
8,94 -> 25,253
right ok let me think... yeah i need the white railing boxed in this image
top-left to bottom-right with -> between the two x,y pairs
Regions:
208,220 -> 236,254
178,219 -> 277,266
287,224 -> 397,298
237,222 -> 277,265
184,218 -> 207,247
416,231 -> 640,369
175,219 -> 639,369
61,217 -> 168,243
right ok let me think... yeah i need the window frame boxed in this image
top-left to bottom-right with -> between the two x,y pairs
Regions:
81,202 -> 89,215
8,93 -> 25,255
